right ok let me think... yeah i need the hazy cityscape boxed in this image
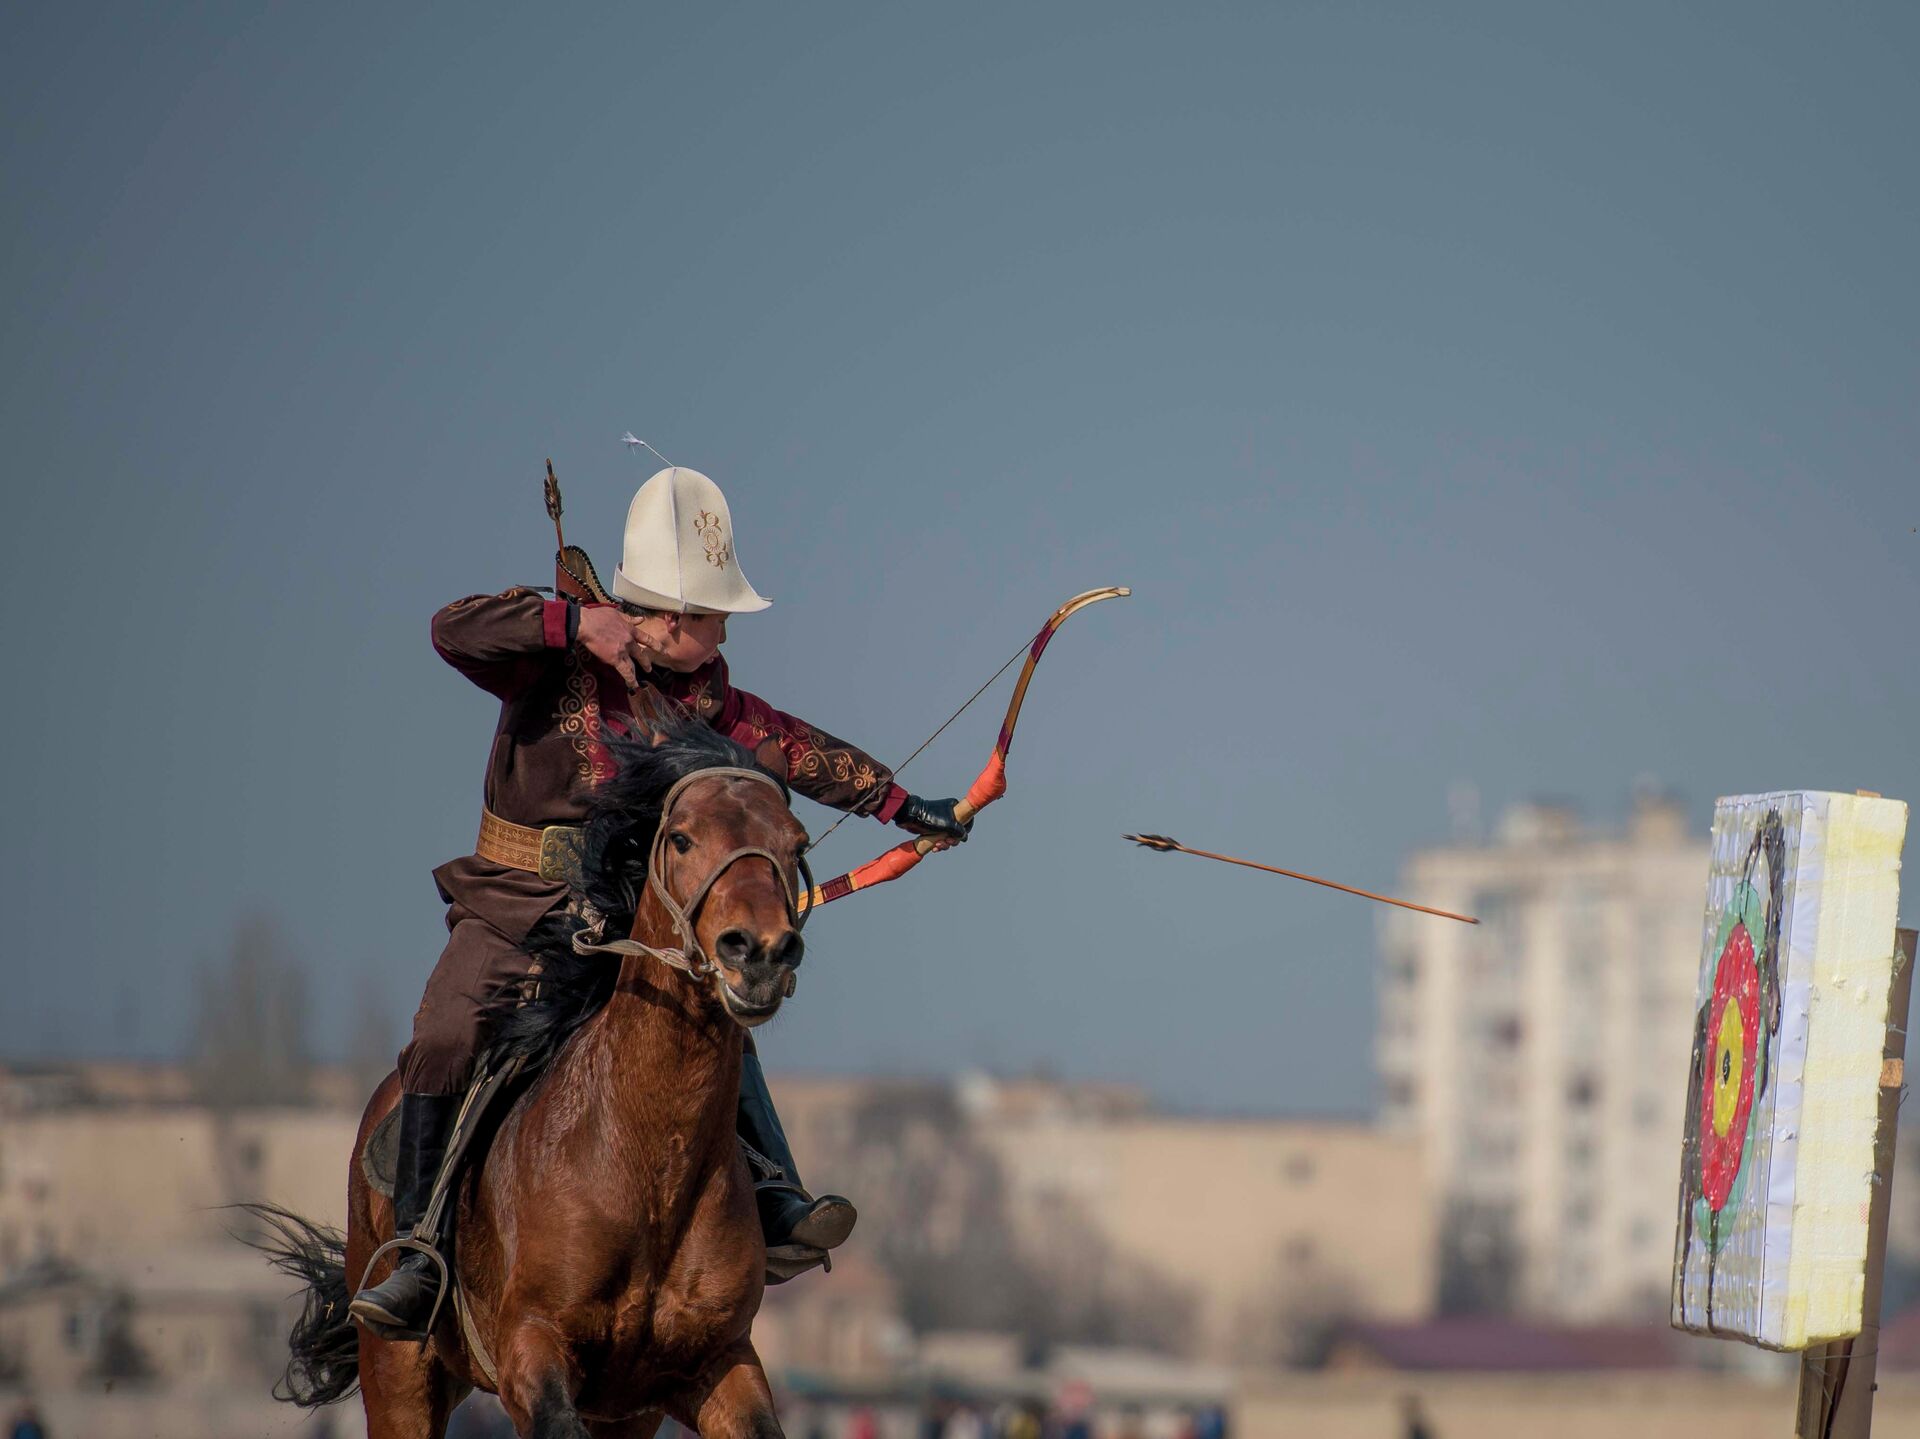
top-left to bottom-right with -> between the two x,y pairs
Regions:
5,797 -> 1917,1436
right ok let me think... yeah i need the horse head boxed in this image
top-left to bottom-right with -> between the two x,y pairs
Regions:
650,758 -> 810,1027
579,723 -> 811,1030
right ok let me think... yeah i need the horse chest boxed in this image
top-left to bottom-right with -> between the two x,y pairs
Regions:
575,1256 -> 758,1412
631,1242 -> 758,1343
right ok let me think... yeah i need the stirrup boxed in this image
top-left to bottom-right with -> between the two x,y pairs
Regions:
354,1234 -> 451,1340
765,1242 -> 832,1284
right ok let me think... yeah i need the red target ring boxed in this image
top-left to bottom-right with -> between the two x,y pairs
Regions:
1699,919 -> 1760,1212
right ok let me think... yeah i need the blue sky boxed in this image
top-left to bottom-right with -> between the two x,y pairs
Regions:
3,4 -> 1915,1111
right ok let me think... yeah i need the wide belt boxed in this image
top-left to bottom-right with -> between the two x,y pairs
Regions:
475,809 -> 586,886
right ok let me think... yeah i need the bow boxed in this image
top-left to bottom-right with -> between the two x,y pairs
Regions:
798,586 -> 1130,913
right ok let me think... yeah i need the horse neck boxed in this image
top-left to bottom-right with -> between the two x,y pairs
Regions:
567,889 -> 744,1186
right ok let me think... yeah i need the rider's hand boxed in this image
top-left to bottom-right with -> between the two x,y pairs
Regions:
894,794 -> 972,844
577,605 -> 657,690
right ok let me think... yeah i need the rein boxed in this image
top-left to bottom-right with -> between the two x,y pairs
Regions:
573,765 -> 812,983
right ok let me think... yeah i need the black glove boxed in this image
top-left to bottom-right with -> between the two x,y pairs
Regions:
894,794 -> 972,844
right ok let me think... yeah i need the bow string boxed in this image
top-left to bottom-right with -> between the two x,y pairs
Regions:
797,586 -> 1130,913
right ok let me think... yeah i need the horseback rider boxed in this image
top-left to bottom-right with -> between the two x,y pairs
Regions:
349,463 -> 970,1341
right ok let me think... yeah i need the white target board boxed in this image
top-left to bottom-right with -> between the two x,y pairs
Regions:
1670,790 -> 1906,1350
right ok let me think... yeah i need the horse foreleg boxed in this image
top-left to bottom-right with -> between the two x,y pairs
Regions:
358,1330 -> 466,1439
680,1347 -> 783,1439
496,1322 -> 588,1439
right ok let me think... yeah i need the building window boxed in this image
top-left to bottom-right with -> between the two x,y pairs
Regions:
1283,1153 -> 1315,1184
1567,1074 -> 1598,1108
1464,1130 -> 1519,1167
1284,1236 -> 1316,1267
1481,1073 -> 1521,1106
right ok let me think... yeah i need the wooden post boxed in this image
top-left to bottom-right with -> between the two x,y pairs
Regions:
1793,926 -> 1915,1439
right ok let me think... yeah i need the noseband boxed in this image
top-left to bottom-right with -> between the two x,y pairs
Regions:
574,766 -> 812,984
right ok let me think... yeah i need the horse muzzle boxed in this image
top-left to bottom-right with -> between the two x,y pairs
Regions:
711,926 -> 802,1026
716,972 -> 795,1027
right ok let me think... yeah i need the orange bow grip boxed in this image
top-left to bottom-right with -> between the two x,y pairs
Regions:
851,840 -> 929,888
958,751 -> 1007,820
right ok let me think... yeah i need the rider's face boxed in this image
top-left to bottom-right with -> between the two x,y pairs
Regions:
641,611 -> 728,672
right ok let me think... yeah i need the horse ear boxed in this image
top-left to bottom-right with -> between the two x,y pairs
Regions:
752,736 -> 787,777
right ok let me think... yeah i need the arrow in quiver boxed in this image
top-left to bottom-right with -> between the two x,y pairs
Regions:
545,458 -> 616,605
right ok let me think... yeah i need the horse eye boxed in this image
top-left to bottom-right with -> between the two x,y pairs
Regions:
670,831 -> 693,855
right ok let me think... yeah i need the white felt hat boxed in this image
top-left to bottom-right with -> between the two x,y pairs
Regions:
612,467 -> 772,614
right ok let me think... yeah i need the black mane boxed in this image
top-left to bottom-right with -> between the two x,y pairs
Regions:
481,717 -> 786,1072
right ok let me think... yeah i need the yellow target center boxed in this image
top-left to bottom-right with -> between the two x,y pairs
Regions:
1712,997 -> 1745,1137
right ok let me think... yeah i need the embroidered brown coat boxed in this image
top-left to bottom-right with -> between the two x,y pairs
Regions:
430,588 -> 907,943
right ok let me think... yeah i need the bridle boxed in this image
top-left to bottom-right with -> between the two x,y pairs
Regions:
573,766 -> 812,988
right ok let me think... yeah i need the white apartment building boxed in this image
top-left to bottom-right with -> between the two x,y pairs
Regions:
1376,796 -> 1707,1322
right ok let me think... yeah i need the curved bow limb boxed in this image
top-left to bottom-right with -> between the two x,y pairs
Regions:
798,587 -> 1130,914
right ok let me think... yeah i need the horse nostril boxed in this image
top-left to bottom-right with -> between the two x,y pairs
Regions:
769,931 -> 804,971
714,928 -> 756,968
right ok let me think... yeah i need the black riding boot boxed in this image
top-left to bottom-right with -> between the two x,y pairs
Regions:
348,1091 -> 459,1340
737,1050 -> 856,1284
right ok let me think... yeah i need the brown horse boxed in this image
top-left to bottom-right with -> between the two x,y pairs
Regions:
251,724 -> 813,1438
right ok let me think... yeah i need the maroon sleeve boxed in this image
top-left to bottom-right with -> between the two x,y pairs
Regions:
713,677 -> 904,818
431,589 -> 575,701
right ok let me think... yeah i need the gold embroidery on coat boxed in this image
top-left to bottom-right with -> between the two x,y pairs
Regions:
769,722 -> 878,795
557,653 -> 612,785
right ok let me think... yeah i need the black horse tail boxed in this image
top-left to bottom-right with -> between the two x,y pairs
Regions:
234,1203 -> 361,1406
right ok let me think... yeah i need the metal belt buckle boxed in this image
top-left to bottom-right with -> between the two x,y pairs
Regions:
538,826 -> 585,885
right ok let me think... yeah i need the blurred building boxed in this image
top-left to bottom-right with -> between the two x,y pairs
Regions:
752,1248 -> 913,1379
0,1086 -> 356,1274
2,1058 -> 1427,1398
1320,1317 -> 1689,1373
977,1095 -> 1433,1359
774,1072 -> 1433,1362
0,1065 -> 360,1434
0,1248 -> 290,1394
1375,795 -> 1707,1321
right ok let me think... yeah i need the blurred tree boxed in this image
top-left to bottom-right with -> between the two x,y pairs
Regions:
84,1291 -> 154,1384
189,916 -> 312,1109
839,1083 -> 1196,1355
1231,1269 -> 1358,1368
347,961 -> 400,1101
